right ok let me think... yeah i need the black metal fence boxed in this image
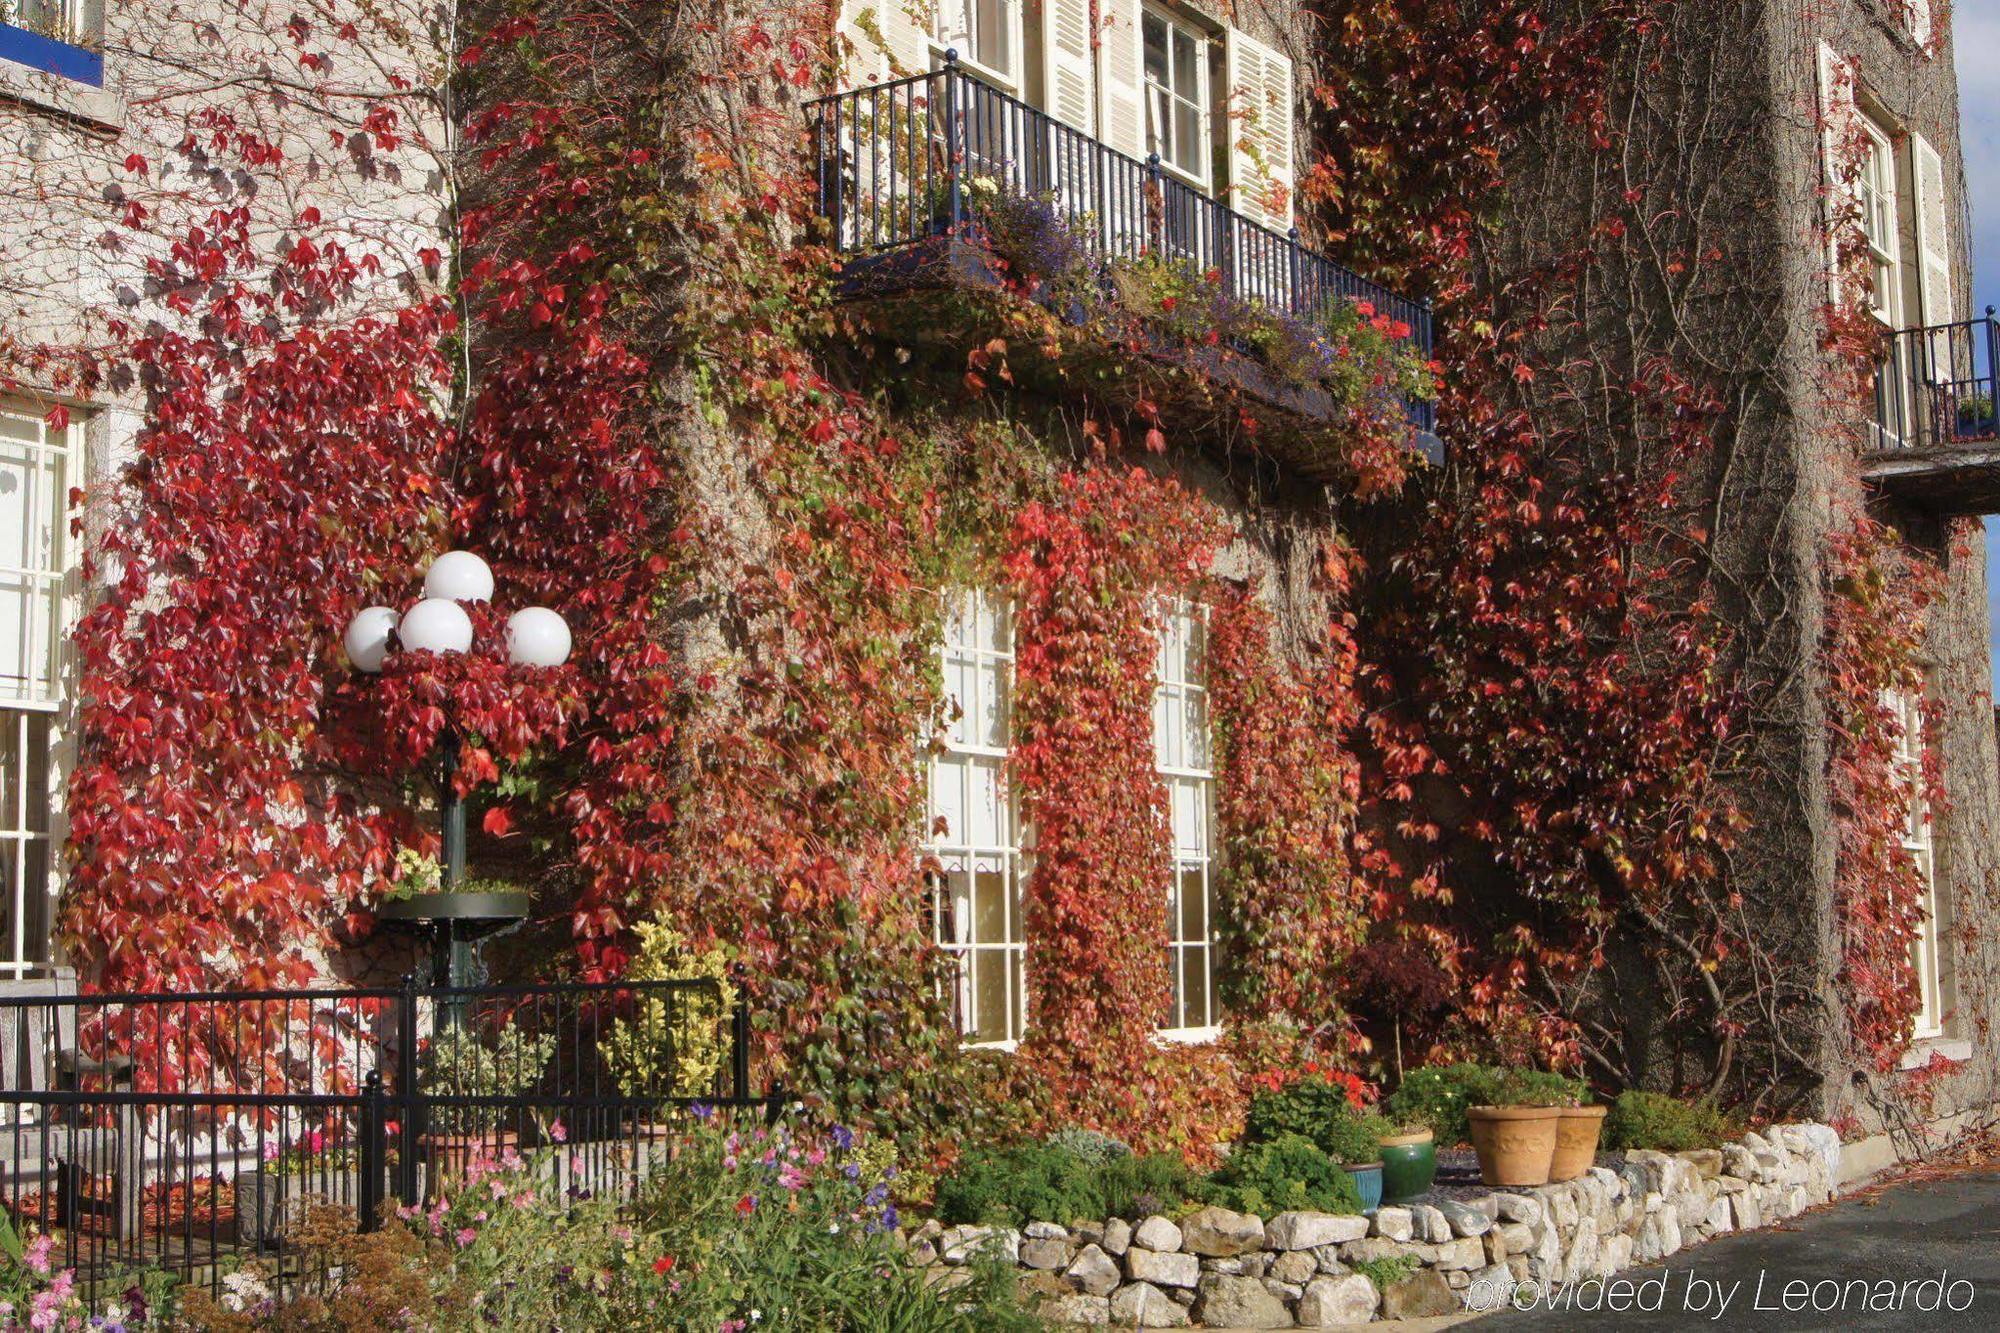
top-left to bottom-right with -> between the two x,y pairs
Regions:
805,59 -> 1435,430
1872,310 -> 1999,452
0,974 -> 770,1302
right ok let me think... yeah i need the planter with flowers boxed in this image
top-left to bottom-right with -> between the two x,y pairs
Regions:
1466,1070 -> 1588,1187
418,1020 -> 556,1180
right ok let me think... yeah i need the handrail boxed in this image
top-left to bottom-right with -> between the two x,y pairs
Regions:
1872,309 -> 1999,452
805,57 -> 1434,427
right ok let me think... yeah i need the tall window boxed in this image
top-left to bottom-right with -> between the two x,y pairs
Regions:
1890,691 -> 1944,1038
1,404 -> 72,976
1155,601 -> 1216,1034
926,590 -> 1025,1045
1142,5 -> 1210,186
935,0 -> 1019,85
1858,118 -> 1900,326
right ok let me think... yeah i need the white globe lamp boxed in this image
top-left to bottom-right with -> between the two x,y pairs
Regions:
423,550 -> 495,604
506,607 -> 573,668
343,605 -> 400,673
399,597 -> 475,655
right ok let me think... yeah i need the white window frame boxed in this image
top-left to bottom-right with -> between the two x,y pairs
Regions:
1141,3 -> 1212,190
925,589 -> 1027,1048
1155,599 -> 1217,1040
0,710 -> 55,978
1857,116 -> 1901,328
932,0 -> 1023,93
0,401 -> 76,979
2,0 -> 100,45
1889,690 -> 1944,1039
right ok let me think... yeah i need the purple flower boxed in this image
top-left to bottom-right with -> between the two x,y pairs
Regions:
829,1125 -> 854,1152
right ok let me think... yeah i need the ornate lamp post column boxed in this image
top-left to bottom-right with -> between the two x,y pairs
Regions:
343,552 -> 573,991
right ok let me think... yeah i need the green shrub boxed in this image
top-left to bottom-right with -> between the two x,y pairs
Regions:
1243,1072 -> 1361,1146
1194,1134 -> 1362,1217
933,1142 -> 1191,1227
1382,1065 -> 1502,1146
1494,1069 -> 1590,1109
1045,1127 -> 1133,1166
1317,1112 -> 1391,1166
1603,1091 -> 1739,1152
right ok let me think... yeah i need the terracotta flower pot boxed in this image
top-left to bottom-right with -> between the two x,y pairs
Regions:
1549,1104 -> 1608,1182
1379,1128 -> 1437,1204
1467,1106 -> 1560,1186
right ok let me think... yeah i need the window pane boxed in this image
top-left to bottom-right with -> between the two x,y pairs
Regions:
972,949 -> 1010,1042
1179,864 -> 1206,940
1144,12 -> 1169,82
1172,27 -> 1201,98
1180,947 -> 1210,1029
973,863 -> 1008,940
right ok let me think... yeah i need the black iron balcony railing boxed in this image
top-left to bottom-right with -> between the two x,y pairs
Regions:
804,57 -> 1435,431
1871,310 -> 1999,453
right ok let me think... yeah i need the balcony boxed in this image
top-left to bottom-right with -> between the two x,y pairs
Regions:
804,61 -> 1436,471
1863,311 -> 2000,513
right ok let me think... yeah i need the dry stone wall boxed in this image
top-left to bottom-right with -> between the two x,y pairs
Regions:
906,1122 -> 1843,1326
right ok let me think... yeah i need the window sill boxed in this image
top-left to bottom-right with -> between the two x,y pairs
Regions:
0,27 -> 118,128
1156,1025 -> 1220,1045
1898,1035 -> 1971,1070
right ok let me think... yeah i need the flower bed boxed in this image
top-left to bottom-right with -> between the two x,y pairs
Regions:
912,1122 -> 1842,1327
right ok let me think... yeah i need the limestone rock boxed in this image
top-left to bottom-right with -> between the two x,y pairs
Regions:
1021,1236 -> 1071,1270
1125,1247 -> 1200,1290
1491,1193 -> 1544,1226
1434,1235 -> 1486,1272
1438,1198 -> 1493,1238
1193,1274 -> 1295,1328
1133,1215 -> 1183,1254
1267,1249 -> 1318,1285
1339,1237 -> 1406,1264
1180,1206 -> 1266,1257
1265,1211 -> 1370,1250
1381,1268 -> 1459,1319
939,1225 -> 1019,1265
1464,1262 -> 1516,1313
1025,1220 -> 1069,1240
1110,1281 -> 1190,1328
1680,1148 -> 1724,1179
1264,1278 -> 1305,1304
1296,1273 -> 1378,1327
1412,1204 -> 1452,1243
1370,1205 -> 1414,1241
1066,1244 -> 1122,1297
1101,1217 -> 1132,1257
1041,1293 -> 1110,1326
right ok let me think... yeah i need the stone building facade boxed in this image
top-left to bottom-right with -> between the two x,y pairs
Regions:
0,0 -> 445,976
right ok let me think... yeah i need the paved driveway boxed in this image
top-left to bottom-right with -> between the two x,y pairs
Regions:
1470,1169 -> 2000,1330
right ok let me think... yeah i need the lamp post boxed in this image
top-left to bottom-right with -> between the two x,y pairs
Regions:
343,552 -> 573,993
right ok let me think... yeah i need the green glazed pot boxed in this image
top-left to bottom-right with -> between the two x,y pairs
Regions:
1379,1128 -> 1437,1203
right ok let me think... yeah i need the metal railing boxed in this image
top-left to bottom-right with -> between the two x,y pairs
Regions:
805,58 -> 1434,429
0,975 -> 773,1302
1871,309 -> 1999,452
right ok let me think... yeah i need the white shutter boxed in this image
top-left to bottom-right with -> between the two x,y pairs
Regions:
1906,0 -> 1932,50
1097,0 -> 1146,159
1816,42 -> 1859,302
838,0 -> 929,84
1911,133 -> 1953,328
1224,28 -> 1295,230
1043,0 -> 1094,135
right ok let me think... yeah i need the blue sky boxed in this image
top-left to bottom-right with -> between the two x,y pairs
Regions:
1966,2 -> 2000,684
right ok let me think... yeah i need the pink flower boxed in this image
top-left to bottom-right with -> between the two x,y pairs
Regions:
22,1234 -> 54,1275
778,1164 -> 807,1191
456,1227 -> 478,1246
549,1119 -> 567,1143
